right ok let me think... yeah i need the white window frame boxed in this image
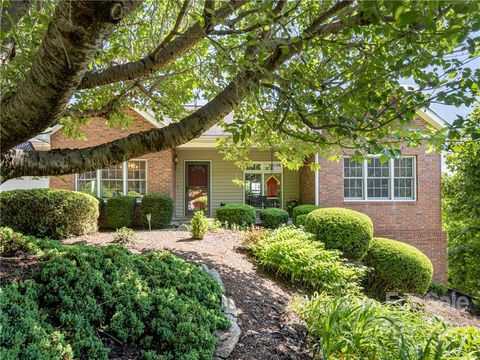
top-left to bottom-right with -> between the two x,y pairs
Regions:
75,159 -> 147,199
243,161 -> 284,208
343,156 -> 416,202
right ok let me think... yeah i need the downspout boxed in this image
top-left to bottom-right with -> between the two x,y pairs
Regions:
314,153 -> 319,206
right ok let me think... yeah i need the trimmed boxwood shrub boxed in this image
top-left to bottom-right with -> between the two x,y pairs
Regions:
292,204 -> 320,225
216,203 -> 256,227
259,208 -> 289,229
364,237 -> 433,295
106,196 -> 136,229
140,193 -> 174,229
0,189 -> 98,239
295,214 -> 308,227
305,207 -> 373,260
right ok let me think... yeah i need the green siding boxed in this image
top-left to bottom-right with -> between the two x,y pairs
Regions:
175,148 -> 299,217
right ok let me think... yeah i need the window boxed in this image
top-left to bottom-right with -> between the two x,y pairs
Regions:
76,160 -> 147,198
343,158 -> 363,199
343,157 -> 415,201
244,162 -> 282,208
127,160 -> 147,197
77,171 -> 97,196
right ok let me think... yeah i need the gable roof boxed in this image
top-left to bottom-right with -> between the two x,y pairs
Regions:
416,108 -> 447,130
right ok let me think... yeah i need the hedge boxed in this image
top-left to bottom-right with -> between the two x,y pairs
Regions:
305,207 -> 373,260
0,189 -> 98,239
259,208 -> 289,229
295,214 -> 308,227
140,193 -> 174,229
292,205 -> 320,225
216,203 -> 256,227
364,237 -> 433,296
105,196 -> 136,229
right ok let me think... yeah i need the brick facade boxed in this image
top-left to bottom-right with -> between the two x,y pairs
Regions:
299,117 -> 447,282
50,109 -> 176,198
299,156 -> 315,204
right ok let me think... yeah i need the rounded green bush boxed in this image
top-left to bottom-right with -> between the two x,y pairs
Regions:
292,204 -> 320,225
304,207 -> 373,260
216,203 -> 256,227
140,193 -> 174,229
364,237 -> 433,295
259,208 -> 289,229
0,189 -> 99,239
295,214 -> 308,227
106,196 -> 136,229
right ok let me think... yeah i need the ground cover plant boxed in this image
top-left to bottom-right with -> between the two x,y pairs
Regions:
251,226 -> 366,295
0,228 -> 228,360
295,293 -> 480,360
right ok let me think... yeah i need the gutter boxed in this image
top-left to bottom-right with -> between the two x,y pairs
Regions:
314,153 -> 319,206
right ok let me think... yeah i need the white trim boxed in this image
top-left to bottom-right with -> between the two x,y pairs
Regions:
131,108 -> 165,128
314,153 -> 319,206
416,108 -> 447,130
343,156 -> 417,202
243,161 -> 284,209
183,160 -> 212,217
75,159 -> 148,198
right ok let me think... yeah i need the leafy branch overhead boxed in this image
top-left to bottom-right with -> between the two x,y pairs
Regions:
0,0 -> 479,179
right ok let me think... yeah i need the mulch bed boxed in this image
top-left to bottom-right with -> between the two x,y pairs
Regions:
64,229 -> 311,360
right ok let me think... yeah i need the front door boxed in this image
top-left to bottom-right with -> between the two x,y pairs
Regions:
185,162 -> 210,216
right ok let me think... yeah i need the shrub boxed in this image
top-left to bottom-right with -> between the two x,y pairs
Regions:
140,193 -> 174,229
286,199 -> 300,217
216,203 -> 256,227
364,237 -> 433,296
305,207 -> 373,260
252,226 -> 365,294
0,236 -> 228,359
105,196 -> 136,229
292,204 -> 320,225
295,293 -> 480,360
190,211 -> 208,239
428,281 -> 448,296
0,189 -> 99,239
295,214 -> 308,227
259,208 -> 289,229
0,227 -> 40,256
112,227 -> 135,245
241,226 -> 265,250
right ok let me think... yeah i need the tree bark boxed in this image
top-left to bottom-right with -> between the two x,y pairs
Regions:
0,0 -> 141,155
1,1 -> 356,181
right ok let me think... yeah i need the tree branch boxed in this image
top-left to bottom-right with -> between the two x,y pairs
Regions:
78,0 -> 247,90
0,0 -> 141,156
1,1 -> 358,179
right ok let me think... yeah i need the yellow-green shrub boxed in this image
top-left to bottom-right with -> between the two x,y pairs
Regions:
292,204 -> 320,225
305,207 -> 373,260
364,237 -> 433,295
0,189 -> 98,239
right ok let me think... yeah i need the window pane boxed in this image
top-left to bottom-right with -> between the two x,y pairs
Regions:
367,159 -> 390,199
101,163 -> 124,198
367,158 -> 389,177
246,163 -> 262,171
127,161 -> 146,197
264,163 -> 282,171
344,158 -> 363,199
394,157 -> 414,199
344,158 -> 363,178
77,171 -> 97,196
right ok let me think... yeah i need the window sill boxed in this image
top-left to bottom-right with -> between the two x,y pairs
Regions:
344,200 -> 417,205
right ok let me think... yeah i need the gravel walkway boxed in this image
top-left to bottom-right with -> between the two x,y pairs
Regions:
63,229 -> 310,360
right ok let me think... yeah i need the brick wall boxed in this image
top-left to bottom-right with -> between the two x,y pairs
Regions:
299,117 -> 447,282
299,156 -> 315,204
50,108 -> 175,198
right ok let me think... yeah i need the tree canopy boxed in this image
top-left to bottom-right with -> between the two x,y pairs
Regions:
1,0 -> 479,180
442,103 -> 479,303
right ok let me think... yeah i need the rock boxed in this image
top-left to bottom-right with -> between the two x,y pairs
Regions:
208,268 -> 224,290
213,319 -> 241,359
221,294 -> 237,318
177,223 -> 190,231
